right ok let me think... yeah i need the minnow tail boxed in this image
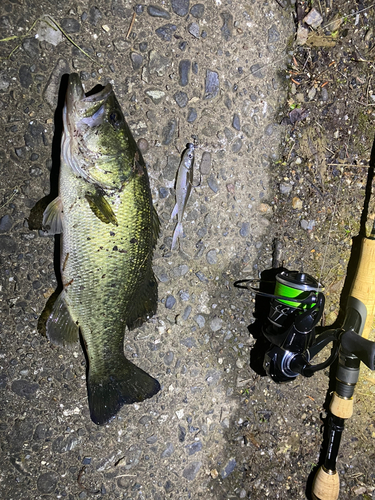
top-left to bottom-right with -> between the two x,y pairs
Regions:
171,222 -> 183,250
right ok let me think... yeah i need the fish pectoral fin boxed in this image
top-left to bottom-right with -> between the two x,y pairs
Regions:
85,191 -> 118,226
88,358 -> 160,425
46,290 -> 79,347
42,196 -> 63,235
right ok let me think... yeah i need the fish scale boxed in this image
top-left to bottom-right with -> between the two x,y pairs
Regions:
43,74 -> 160,425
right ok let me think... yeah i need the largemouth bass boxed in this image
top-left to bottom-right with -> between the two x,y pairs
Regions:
43,73 -> 160,425
171,143 -> 195,249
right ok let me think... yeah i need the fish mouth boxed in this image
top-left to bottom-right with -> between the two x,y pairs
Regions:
65,73 -> 113,129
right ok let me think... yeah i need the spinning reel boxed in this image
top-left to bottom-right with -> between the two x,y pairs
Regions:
236,270 -> 374,383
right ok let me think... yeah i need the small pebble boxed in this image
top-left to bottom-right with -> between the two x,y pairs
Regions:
11,379 -> 39,399
182,461 -> 202,481
164,351 -> 174,366
185,440 -> 202,455
279,183 -> 292,195
268,25 -> 280,43
130,52 -> 143,71
240,222 -> 250,238
178,425 -> 186,442
174,91 -> 188,108
206,249 -> 217,265
221,12 -> 233,41
180,337 -> 196,348
190,4 -> 205,18
155,24 -> 177,42
232,113 -> 241,131
300,220 -> 316,230
172,0 -> 190,17
182,306 -> 192,320
210,317 -> 223,332
204,70 -> 219,99
162,118 -> 177,145
89,6 -> 102,26
145,89 -> 165,105
220,458 -> 236,479
292,197 -> 302,210
265,124 -> 274,136
0,214 -> 13,232
194,315 -> 205,328
147,5 -> 171,19
146,434 -> 158,444
60,18 -> 80,33
195,271 -> 209,283
200,151 -> 211,175
37,472 -> 59,494
321,86 -> 329,101
187,107 -> 197,123
161,442 -> 174,458
231,138 -> 242,153
179,59 -> 191,86
250,63 -> 265,79
207,174 -> 219,193
165,295 -> 176,309
137,138 -> 149,153
188,22 -> 200,39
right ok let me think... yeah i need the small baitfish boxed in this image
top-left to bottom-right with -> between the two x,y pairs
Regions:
171,143 -> 195,250
42,73 -> 161,425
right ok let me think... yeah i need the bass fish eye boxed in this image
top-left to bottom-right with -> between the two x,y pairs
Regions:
109,111 -> 122,128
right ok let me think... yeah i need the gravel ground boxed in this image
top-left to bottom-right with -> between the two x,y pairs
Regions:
1,1 -> 375,499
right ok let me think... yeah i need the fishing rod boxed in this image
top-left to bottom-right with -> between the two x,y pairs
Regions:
235,138 -> 375,500
236,264 -> 375,499
311,137 -> 375,500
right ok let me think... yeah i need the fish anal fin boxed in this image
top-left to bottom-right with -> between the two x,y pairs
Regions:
85,191 -> 118,226
46,290 -> 79,347
126,270 -> 158,331
88,358 -> 160,425
42,196 -> 63,235
152,206 -> 160,248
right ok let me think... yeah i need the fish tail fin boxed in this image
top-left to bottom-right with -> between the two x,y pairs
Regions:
87,358 -> 160,425
171,222 -> 183,250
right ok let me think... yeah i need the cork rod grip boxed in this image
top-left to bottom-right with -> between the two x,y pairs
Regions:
350,237 -> 375,339
312,467 -> 339,500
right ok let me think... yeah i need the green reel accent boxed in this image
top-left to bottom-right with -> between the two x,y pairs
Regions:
274,272 -> 323,309
274,282 -> 313,308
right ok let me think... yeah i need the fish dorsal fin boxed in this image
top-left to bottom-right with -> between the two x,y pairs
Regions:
85,190 -> 118,226
46,290 -> 79,347
42,196 -> 63,235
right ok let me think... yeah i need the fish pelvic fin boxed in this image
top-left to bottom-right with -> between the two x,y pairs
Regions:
171,222 -> 183,250
88,358 -> 160,425
46,290 -> 80,347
